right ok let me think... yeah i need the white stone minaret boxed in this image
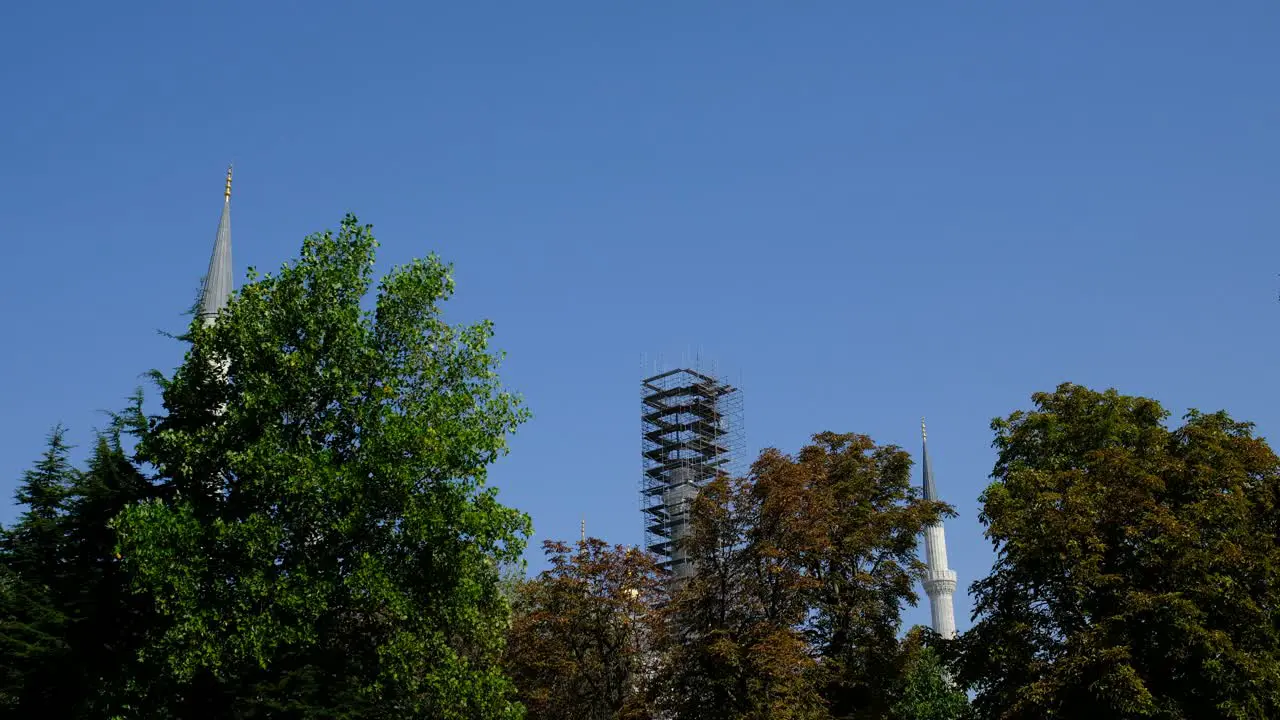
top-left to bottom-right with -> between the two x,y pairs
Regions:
196,166 -> 234,424
921,419 -> 958,639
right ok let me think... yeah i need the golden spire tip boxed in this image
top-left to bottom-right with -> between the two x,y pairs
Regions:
224,164 -> 233,200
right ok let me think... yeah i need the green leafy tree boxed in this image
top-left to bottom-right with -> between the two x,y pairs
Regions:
890,629 -> 968,720
955,383 -> 1280,719
497,559 -> 526,607
504,538 -> 665,720
113,215 -> 531,718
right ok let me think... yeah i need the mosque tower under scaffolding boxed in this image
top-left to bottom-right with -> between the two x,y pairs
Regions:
640,366 -> 743,581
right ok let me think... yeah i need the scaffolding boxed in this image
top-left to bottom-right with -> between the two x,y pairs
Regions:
641,368 -> 744,579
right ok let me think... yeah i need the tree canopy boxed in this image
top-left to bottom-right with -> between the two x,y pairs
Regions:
108,214 -> 532,717
504,538 -> 665,720
0,423 -> 159,717
7,212 -> 1278,720
891,630 -> 968,720
654,432 -> 955,720
955,383 -> 1280,719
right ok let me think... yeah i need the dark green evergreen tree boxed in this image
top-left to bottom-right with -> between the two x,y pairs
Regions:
60,427 -> 158,717
0,421 -> 171,718
0,566 -> 66,712
0,427 -> 76,713
4,426 -> 75,581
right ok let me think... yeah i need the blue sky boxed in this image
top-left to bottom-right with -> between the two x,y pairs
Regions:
2,2 -> 1278,633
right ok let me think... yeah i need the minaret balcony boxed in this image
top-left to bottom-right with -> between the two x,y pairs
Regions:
923,569 -> 957,595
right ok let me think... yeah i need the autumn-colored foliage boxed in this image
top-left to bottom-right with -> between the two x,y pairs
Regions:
651,432 -> 952,720
505,538 -> 665,720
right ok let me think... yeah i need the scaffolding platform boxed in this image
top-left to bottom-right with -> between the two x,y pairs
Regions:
640,368 -> 744,578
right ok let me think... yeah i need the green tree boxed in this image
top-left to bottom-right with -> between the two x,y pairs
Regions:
0,566 -> 65,713
504,538 -> 665,720
890,629 -> 968,720
0,427 -> 76,714
0,418 -> 172,718
3,426 -> 76,584
956,383 -> 1280,719
113,215 -> 531,718
60,426 -> 161,717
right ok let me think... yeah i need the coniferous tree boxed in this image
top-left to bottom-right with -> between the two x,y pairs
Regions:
0,421 -> 170,718
0,427 -> 80,714
0,565 -> 65,712
60,428 -> 159,717
4,426 -> 76,583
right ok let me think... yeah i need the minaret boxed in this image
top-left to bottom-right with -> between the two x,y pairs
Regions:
197,165 -> 234,326
921,418 -> 958,639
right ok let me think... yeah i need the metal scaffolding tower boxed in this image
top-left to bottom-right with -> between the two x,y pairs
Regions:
641,368 -> 744,580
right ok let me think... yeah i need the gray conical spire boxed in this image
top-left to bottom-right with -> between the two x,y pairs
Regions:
197,165 -> 233,325
921,417 -> 938,502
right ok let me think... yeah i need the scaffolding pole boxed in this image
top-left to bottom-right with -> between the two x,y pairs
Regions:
640,367 -> 744,579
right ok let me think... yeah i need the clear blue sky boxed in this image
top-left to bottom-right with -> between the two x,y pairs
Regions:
2,2 -> 1278,633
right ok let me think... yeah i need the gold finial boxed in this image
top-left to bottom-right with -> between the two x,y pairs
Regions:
224,164 -> 233,200
921,417 -> 927,441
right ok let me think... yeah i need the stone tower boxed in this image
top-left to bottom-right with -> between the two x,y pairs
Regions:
921,419 -> 958,639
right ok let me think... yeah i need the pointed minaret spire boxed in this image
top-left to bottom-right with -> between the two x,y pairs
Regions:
197,165 -> 234,326
920,418 -> 958,639
922,418 -> 938,502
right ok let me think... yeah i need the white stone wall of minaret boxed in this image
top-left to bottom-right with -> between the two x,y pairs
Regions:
921,419 -> 959,640
923,523 -> 958,639
925,521 -> 949,572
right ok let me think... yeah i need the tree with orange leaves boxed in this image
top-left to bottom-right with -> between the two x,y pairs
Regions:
794,432 -> 952,718
653,472 -> 826,720
504,538 -> 666,720
653,432 -> 951,720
